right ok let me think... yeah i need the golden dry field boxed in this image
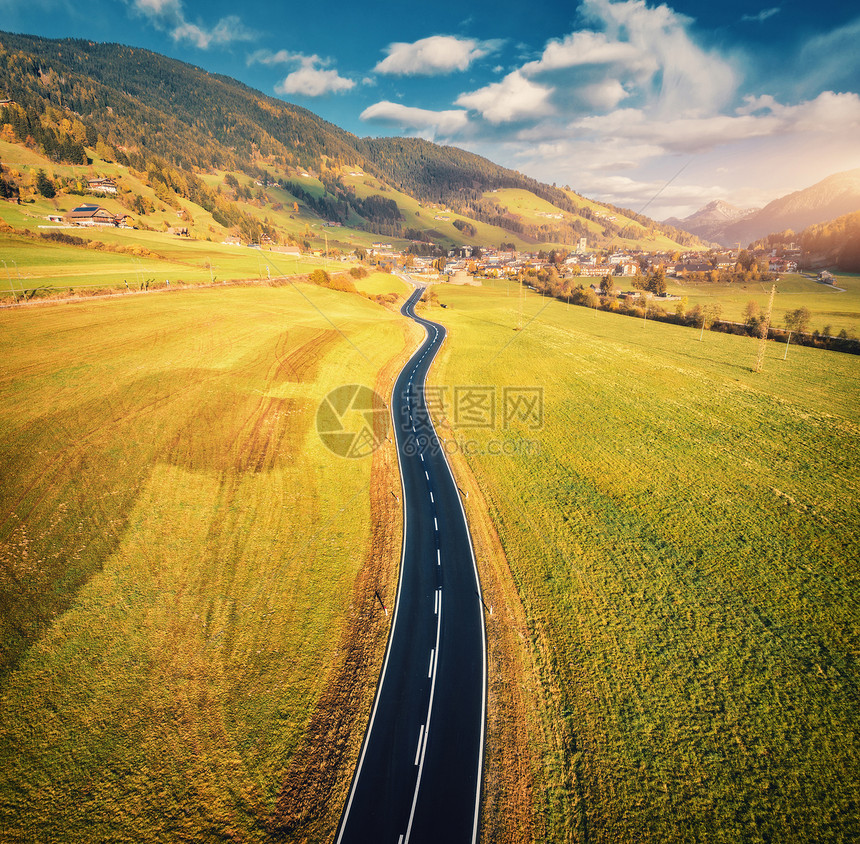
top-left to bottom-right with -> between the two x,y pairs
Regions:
0,283 -> 418,842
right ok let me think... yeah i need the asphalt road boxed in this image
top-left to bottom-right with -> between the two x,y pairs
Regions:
335,287 -> 488,844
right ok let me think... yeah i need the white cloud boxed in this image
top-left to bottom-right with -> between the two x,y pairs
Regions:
275,59 -> 355,97
134,0 -> 181,16
172,16 -> 252,49
130,0 -> 253,49
522,30 -> 646,74
456,71 -> 554,123
375,35 -> 501,76
249,51 -> 355,96
506,89 -> 860,218
360,101 -> 469,137
741,7 -> 781,23
579,0 -> 737,117
579,78 -> 631,109
798,16 -> 860,95
570,91 -> 860,155
247,49 -> 305,66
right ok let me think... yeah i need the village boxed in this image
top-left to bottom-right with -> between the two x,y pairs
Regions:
51,177 -> 825,294
366,238 -> 812,290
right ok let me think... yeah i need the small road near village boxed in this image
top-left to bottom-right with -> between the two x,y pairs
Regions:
335,287 -> 488,844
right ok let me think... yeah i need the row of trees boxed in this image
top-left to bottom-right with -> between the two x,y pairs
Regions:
511,269 -> 858,353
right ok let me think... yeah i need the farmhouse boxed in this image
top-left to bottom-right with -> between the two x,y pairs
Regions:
87,178 -> 117,195
65,205 -> 123,227
580,265 -> 613,277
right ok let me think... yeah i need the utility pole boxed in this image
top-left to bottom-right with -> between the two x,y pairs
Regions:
2,260 -> 16,301
518,275 -> 524,330
755,284 -> 776,373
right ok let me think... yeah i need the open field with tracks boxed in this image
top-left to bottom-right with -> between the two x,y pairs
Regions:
0,284 -> 417,842
429,280 -> 860,843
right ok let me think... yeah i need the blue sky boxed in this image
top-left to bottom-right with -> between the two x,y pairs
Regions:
2,0 -> 859,218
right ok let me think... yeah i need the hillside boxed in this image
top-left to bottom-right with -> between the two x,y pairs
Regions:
0,30 -> 699,254
670,170 -> 860,248
752,208 -> 860,272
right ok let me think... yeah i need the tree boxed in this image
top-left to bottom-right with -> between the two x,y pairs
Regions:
581,288 -> 599,309
645,268 -> 666,295
736,249 -> 755,272
784,306 -> 811,334
599,275 -> 615,296
34,168 -> 55,198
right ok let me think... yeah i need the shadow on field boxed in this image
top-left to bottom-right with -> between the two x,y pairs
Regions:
0,354 -> 318,678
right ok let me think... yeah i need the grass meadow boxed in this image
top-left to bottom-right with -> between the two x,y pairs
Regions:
429,280 -> 860,843
665,272 -> 860,336
0,284 -> 413,841
350,271 -> 410,298
0,208 -> 332,296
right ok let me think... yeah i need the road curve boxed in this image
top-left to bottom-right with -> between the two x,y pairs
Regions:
335,287 -> 488,844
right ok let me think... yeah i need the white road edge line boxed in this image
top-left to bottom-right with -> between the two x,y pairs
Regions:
415,724 -> 425,766
334,290 -> 427,844
409,300 -> 488,844
428,649 -> 434,678
405,589 -> 442,842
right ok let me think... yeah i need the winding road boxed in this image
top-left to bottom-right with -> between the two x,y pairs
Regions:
335,286 -> 488,844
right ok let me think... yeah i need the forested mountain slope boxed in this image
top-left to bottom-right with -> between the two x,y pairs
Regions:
0,31 -> 700,251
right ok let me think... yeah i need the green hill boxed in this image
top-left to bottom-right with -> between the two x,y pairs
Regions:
0,30 -> 701,255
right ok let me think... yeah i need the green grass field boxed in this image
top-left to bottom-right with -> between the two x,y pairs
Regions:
666,272 -> 860,335
0,220 -> 332,295
429,281 -> 860,843
0,284 -> 411,842
351,270 -> 410,298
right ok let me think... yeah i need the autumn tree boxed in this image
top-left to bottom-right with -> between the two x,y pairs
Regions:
784,306 -> 811,334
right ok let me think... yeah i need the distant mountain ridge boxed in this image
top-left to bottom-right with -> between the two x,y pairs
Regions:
667,170 -> 860,247
664,200 -> 758,245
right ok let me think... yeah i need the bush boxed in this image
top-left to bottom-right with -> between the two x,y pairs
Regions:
307,268 -> 358,295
